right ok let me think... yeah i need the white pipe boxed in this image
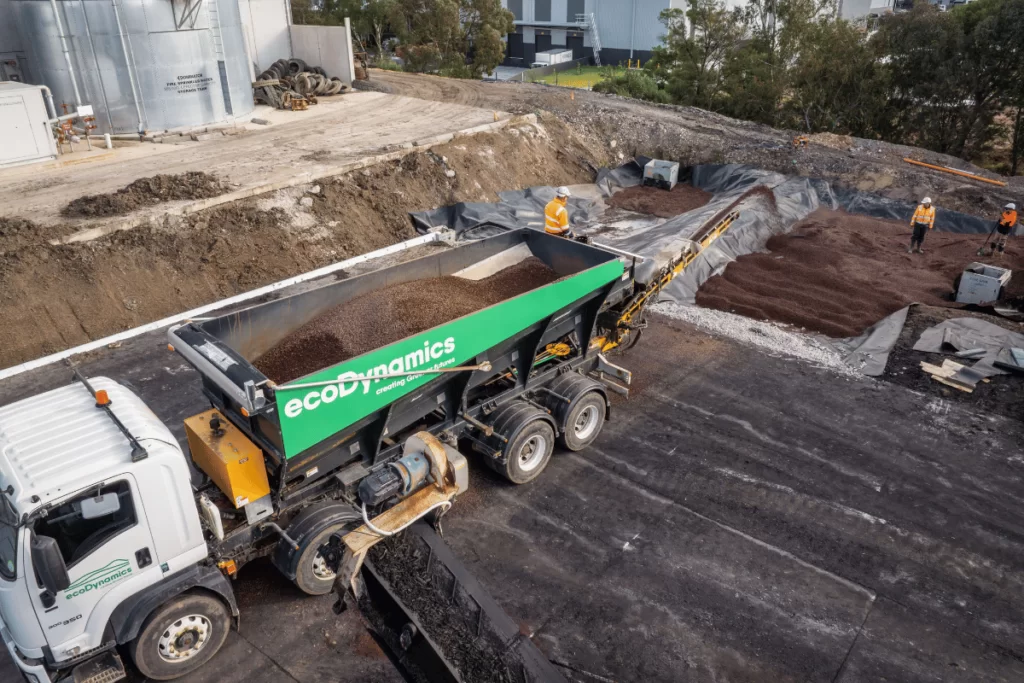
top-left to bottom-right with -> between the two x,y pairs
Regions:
110,0 -> 145,133
37,84 -> 57,120
0,232 -> 442,381
629,0 -> 636,59
103,133 -> 112,149
48,0 -> 83,105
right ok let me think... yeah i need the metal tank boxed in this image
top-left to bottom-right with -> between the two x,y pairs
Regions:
10,0 -> 254,134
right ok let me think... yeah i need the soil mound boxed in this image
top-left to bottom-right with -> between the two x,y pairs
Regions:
696,208 -> 1023,338
61,172 -> 228,218
255,258 -> 558,382
608,184 -> 712,218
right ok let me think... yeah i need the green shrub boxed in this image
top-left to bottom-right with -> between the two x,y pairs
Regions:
593,69 -> 670,104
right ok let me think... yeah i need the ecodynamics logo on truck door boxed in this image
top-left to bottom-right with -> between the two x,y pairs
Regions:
274,259 -> 624,457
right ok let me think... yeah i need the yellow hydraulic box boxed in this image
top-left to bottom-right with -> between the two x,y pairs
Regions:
184,409 -> 270,508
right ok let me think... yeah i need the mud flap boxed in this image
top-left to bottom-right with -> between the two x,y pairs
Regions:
353,522 -> 567,683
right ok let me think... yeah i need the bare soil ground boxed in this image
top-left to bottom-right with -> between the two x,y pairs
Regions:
695,208 -> 1024,338
0,120 -> 595,369
607,184 -> 712,217
61,172 -> 228,218
366,71 -> 1023,218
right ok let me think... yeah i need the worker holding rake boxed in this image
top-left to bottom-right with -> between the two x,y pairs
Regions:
908,197 -> 936,254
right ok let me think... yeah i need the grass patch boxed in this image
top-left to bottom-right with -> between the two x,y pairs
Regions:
533,66 -> 617,89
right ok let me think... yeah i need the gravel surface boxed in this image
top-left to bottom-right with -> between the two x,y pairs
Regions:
256,258 -> 558,382
654,301 -> 859,376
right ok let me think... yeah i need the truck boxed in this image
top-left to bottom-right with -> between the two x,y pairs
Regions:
530,49 -> 574,68
0,228 -> 656,683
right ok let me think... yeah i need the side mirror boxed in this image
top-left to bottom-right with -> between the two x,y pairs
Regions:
31,533 -> 70,594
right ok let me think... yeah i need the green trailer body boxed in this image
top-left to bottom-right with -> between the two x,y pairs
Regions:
170,229 -> 634,501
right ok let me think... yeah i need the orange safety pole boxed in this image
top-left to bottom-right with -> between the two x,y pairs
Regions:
902,158 -> 1007,187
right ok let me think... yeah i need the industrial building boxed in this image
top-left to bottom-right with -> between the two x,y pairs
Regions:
0,0 -> 352,143
500,0 -> 688,67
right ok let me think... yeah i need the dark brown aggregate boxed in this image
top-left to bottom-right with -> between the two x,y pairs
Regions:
255,257 -> 558,382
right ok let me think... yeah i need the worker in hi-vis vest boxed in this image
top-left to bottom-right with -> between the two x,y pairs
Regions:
908,197 -> 936,254
545,187 -> 573,238
993,202 -> 1018,258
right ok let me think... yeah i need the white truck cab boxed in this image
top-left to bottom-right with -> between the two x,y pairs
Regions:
0,378 -> 232,683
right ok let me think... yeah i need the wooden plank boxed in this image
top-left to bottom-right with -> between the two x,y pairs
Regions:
931,375 -> 974,393
920,362 -> 957,379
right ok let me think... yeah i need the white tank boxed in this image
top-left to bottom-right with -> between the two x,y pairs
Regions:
9,0 -> 254,134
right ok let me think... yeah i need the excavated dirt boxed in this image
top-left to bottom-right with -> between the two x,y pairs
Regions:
883,305 -> 1024,421
61,172 -> 228,218
365,535 -> 519,683
0,216 -> 77,252
696,208 -> 1024,338
607,184 -> 712,217
255,258 -> 557,382
0,123 -> 595,369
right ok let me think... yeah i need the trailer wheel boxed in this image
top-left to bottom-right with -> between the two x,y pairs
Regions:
294,522 -> 352,596
502,419 -> 555,484
560,391 -> 607,451
129,592 -> 230,681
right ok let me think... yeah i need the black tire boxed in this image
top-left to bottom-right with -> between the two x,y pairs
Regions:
559,391 -> 607,451
294,521 -> 354,595
129,592 -> 230,681
483,402 -> 555,484
501,419 -> 555,484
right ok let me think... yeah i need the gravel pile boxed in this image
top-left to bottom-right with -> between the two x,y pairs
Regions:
256,258 -> 558,382
654,301 -> 859,377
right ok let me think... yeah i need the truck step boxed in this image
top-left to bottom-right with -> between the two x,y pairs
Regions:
355,522 -> 567,683
71,650 -> 126,683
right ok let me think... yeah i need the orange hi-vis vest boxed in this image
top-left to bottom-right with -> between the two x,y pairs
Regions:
911,204 -> 935,229
1000,209 -> 1018,227
545,198 -> 569,235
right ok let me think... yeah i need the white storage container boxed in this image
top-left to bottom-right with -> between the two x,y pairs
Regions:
0,82 -> 57,167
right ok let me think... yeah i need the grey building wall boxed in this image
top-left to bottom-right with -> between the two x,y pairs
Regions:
500,0 -> 674,65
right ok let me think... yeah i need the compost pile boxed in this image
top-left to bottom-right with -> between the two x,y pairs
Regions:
695,208 -> 1024,338
255,257 -> 558,382
254,58 -> 348,110
61,172 -> 228,218
608,184 -> 712,218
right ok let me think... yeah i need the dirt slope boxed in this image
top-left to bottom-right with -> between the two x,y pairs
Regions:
0,120 -> 596,368
695,208 -> 1024,338
367,71 -> 1023,217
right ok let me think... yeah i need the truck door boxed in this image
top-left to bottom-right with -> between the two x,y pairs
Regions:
27,476 -> 162,654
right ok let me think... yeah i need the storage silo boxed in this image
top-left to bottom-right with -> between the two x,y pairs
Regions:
9,0 -> 254,134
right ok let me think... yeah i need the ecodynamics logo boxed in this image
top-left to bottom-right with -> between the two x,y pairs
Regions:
282,336 -> 458,420
64,559 -> 132,600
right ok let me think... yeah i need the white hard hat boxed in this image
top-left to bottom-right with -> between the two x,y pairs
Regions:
922,197 -> 932,204
556,186 -> 571,198
1006,203 -> 1016,210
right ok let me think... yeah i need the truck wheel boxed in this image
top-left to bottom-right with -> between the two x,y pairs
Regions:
294,523 -> 350,596
559,391 -> 607,451
129,593 -> 230,681
503,419 -> 555,484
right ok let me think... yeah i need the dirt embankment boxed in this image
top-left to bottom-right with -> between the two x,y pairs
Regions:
61,172 -> 228,218
695,208 -> 1024,338
255,258 -> 557,382
607,184 -> 712,217
0,120 -> 596,369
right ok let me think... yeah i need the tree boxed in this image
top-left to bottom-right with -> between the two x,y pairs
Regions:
655,4 -> 743,110
785,18 -> 886,135
389,0 -> 512,77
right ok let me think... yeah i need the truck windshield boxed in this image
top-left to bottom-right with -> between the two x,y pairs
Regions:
0,495 -> 17,580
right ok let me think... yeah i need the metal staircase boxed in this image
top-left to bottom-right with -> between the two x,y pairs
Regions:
575,12 -> 602,66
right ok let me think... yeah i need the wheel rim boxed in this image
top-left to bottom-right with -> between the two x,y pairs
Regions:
573,404 -> 601,441
158,614 -> 212,663
518,433 -> 549,472
312,549 -> 337,581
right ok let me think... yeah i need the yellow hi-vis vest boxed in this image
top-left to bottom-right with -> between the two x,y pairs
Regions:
545,198 -> 569,235
911,204 -> 935,229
